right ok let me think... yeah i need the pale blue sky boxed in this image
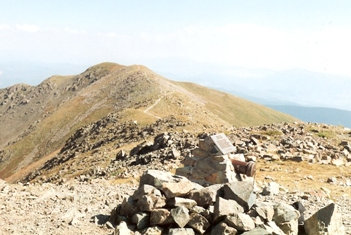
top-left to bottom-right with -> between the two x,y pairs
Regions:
0,1 -> 351,110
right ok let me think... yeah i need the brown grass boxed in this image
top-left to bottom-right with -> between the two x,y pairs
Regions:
256,159 -> 351,199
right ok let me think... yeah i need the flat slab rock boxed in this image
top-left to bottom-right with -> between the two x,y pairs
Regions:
140,170 -> 203,198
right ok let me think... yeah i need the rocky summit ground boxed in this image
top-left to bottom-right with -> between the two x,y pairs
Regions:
0,171 -> 350,234
0,178 -> 136,235
0,120 -> 350,234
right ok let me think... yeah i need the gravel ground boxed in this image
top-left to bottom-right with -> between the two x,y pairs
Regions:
0,179 -> 136,235
1,178 -> 350,234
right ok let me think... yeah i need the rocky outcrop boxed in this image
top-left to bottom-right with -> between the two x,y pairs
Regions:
109,169 -> 303,234
23,116 -> 193,183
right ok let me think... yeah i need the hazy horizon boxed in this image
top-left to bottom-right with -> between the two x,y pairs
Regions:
1,0 -> 350,110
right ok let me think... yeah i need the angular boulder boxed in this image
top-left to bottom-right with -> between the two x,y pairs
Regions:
119,196 -> 138,217
150,208 -> 173,226
168,197 -> 197,209
190,206 -> 212,222
140,170 -> 187,188
261,182 -> 280,196
211,221 -> 238,235
137,194 -> 166,212
214,197 -> 244,221
187,184 -> 222,207
255,202 -> 274,222
225,213 -> 255,231
273,203 -> 300,235
171,206 -> 190,228
162,180 -> 203,198
139,170 -> 202,198
304,203 -> 345,235
132,184 -> 163,200
223,179 -> 256,211
187,213 -> 210,234
177,154 -> 238,185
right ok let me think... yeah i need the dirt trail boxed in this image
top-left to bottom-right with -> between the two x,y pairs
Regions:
144,97 -> 162,119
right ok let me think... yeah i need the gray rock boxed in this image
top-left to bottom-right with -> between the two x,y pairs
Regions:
140,170 -> 203,198
211,221 -> 237,235
171,206 -> 190,228
110,205 -> 128,225
198,138 -> 215,152
214,197 -> 244,221
191,148 -> 210,158
137,194 -> 166,212
255,202 -> 274,222
225,213 -> 255,231
131,212 -> 149,230
179,154 -> 237,185
273,203 -> 300,224
273,203 -> 299,235
132,184 -> 163,200
262,182 -> 280,196
168,197 -> 197,209
278,220 -> 299,235
114,221 -> 132,235
140,170 -> 188,189
223,179 -> 256,211
168,228 -> 195,235
162,180 -> 203,199
187,213 -> 210,234
291,201 -> 306,226
190,206 -> 212,222
264,221 -> 285,235
119,196 -> 138,217
150,208 -> 173,226
304,203 -> 345,235
187,184 -> 222,207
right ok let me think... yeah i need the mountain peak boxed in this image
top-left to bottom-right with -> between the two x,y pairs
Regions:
0,62 -> 295,179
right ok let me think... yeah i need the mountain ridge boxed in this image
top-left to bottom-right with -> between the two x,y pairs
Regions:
0,62 -> 295,180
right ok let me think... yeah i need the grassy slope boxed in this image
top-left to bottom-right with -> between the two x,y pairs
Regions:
176,82 -> 296,126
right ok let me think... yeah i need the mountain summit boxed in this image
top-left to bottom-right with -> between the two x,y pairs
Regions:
0,62 -> 295,179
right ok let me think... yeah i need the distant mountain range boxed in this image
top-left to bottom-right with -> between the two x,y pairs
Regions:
267,105 -> 351,128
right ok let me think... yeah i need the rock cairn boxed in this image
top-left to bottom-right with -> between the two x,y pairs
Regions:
176,133 -> 254,185
110,169 -> 345,234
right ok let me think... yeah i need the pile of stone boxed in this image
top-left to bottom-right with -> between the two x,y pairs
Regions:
110,169 -> 345,235
176,133 -> 254,185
